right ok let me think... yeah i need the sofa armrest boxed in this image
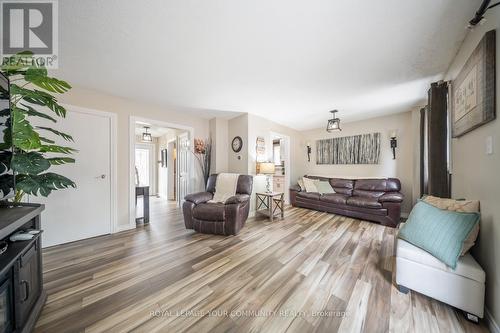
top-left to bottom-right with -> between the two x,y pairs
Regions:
379,192 -> 404,203
225,194 -> 250,205
184,192 -> 213,204
290,184 -> 301,192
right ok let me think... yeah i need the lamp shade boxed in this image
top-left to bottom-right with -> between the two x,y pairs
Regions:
258,162 -> 275,175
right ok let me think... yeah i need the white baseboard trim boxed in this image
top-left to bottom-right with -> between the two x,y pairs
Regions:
486,307 -> 500,333
114,224 -> 136,233
248,211 -> 256,218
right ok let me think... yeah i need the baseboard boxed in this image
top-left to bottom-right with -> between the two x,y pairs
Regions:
486,307 -> 500,333
248,210 -> 256,218
114,224 -> 136,233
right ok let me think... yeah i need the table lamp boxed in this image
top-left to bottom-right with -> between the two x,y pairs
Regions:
259,162 -> 275,193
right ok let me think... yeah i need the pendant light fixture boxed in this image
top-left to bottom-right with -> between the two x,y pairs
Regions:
326,110 -> 342,132
142,126 -> 152,142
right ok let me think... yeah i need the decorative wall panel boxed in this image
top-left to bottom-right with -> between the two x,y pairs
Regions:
316,133 -> 381,165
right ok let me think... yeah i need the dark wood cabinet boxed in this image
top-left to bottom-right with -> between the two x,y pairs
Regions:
0,204 -> 45,333
15,240 -> 42,328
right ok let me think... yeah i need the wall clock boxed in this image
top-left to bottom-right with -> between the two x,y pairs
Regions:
231,136 -> 243,153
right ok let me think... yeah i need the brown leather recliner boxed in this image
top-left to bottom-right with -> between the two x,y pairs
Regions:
183,174 -> 253,235
290,176 -> 403,227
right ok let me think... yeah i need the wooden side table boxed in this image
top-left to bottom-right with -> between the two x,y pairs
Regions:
256,192 -> 284,221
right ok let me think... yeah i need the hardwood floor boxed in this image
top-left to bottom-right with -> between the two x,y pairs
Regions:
35,198 -> 488,333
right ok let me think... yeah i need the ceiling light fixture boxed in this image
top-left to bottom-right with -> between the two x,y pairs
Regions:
142,126 -> 152,142
326,110 -> 342,132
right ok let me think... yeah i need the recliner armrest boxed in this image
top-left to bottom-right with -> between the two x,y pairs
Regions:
184,192 -> 213,204
379,192 -> 404,203
290,184 -> 301,192
225,194 -> 250,205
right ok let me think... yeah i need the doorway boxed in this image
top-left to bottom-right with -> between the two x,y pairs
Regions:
270,132 -> 291,204
129,117 -> 193,228
135,143 -> 155,194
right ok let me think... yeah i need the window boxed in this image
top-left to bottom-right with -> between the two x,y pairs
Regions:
135,148 -> 150,186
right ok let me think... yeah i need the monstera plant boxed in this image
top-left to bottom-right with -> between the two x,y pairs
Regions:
0,51 -> 76,202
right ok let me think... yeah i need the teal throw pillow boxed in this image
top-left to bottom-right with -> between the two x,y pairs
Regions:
398,200 -> 480,269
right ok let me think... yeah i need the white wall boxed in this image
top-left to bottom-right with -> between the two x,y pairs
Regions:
301,112 -> 415,214
445,12 -> 500,326
59,86 -> 210,229
209,118 -> 229,173
227,114 -> 249,174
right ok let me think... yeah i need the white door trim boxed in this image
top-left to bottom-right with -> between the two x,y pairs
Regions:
60,103 -> 119,233
129,116 -> 194,229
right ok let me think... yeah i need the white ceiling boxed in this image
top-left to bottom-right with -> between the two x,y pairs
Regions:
55,0 -> 480,130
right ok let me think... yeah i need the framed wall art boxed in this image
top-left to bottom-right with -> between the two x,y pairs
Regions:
316,132 -> 381,165
451,29 -> 496,138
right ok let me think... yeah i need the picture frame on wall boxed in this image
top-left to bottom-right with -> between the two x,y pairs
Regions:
451,29 -> 496,138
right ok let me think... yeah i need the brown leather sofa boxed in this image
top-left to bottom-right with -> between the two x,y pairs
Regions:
183,174 -> 253,235
290,176 -> 403,227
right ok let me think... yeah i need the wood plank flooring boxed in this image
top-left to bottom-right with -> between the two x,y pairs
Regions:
35,198 -> 489,333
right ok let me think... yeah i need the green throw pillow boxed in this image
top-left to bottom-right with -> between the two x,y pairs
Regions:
398,200 -> 480,269
314,180 -> 335,194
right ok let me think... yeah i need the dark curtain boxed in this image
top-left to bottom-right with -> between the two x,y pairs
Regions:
420,107 -> 428,197
421,81 -> 451,198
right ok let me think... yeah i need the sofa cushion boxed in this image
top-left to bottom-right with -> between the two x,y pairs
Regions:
423,195 -> 479,213
302,177 -> 318,193
397,236 -> 485,283
314,180 -> 336,194
297,192 -> 321,200
193,203 -> 225,221
297,178 -> 305,191
320,193 -> 348,205
305,176 -> 354,195
354,178 -> 401,191
398,201 -> 480,269
346,196 -> 382,208
379,192 -> 404,203
352,189 -> 385,199
422,195 -> 480,256
236,175 -> 253,195
330,178 -> 354,195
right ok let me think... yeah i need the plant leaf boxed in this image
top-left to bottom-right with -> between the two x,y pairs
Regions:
17,104 -> 57,122
10,85 -> 67,117
11,152 -> 50,175
0,151 -> 12,174
11,108 -> 41,150
36,126 -> 74,141
0,108 -> 9,117
39,137 -> 55,144
16,172 -> 76,197
38,145 -> 77,154
0,174 -> 15,197
0,120 -> 12,150
0,51 -> 33,74
47,157 -> 75,165
25,68 -> 72,93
